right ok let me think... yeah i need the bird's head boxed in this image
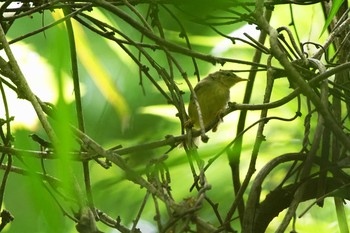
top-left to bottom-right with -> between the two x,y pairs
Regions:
211,70 -> 247,88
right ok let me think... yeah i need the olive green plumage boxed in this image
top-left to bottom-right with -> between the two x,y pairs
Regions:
188,70 -> 246,132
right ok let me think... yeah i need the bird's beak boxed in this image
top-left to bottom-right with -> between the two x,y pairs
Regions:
237,77 -> 248,82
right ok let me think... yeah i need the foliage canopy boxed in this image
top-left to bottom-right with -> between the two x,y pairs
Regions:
0,0 -> 350,233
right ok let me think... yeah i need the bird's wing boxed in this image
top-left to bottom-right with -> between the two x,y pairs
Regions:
193,79 -> 211,93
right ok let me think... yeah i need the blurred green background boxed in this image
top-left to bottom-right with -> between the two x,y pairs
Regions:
0,2 -> 346,233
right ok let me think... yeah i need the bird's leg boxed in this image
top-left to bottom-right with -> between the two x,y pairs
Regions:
212,109 -> 226,132
184,118 -> 194,128
218,108 -> 226,122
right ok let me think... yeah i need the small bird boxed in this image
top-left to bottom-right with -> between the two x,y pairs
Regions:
188,70 -> 247,132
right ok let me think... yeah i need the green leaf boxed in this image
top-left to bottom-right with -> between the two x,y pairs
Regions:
320,0 -> 345,37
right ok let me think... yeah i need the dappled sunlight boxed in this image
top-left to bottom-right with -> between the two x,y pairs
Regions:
0,1 -> 349,232
0,43 -> 74,130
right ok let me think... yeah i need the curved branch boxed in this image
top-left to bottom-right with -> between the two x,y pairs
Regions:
253,1 -> 350,151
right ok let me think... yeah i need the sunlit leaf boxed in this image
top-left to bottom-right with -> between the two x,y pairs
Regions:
320,0 -> 345,37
